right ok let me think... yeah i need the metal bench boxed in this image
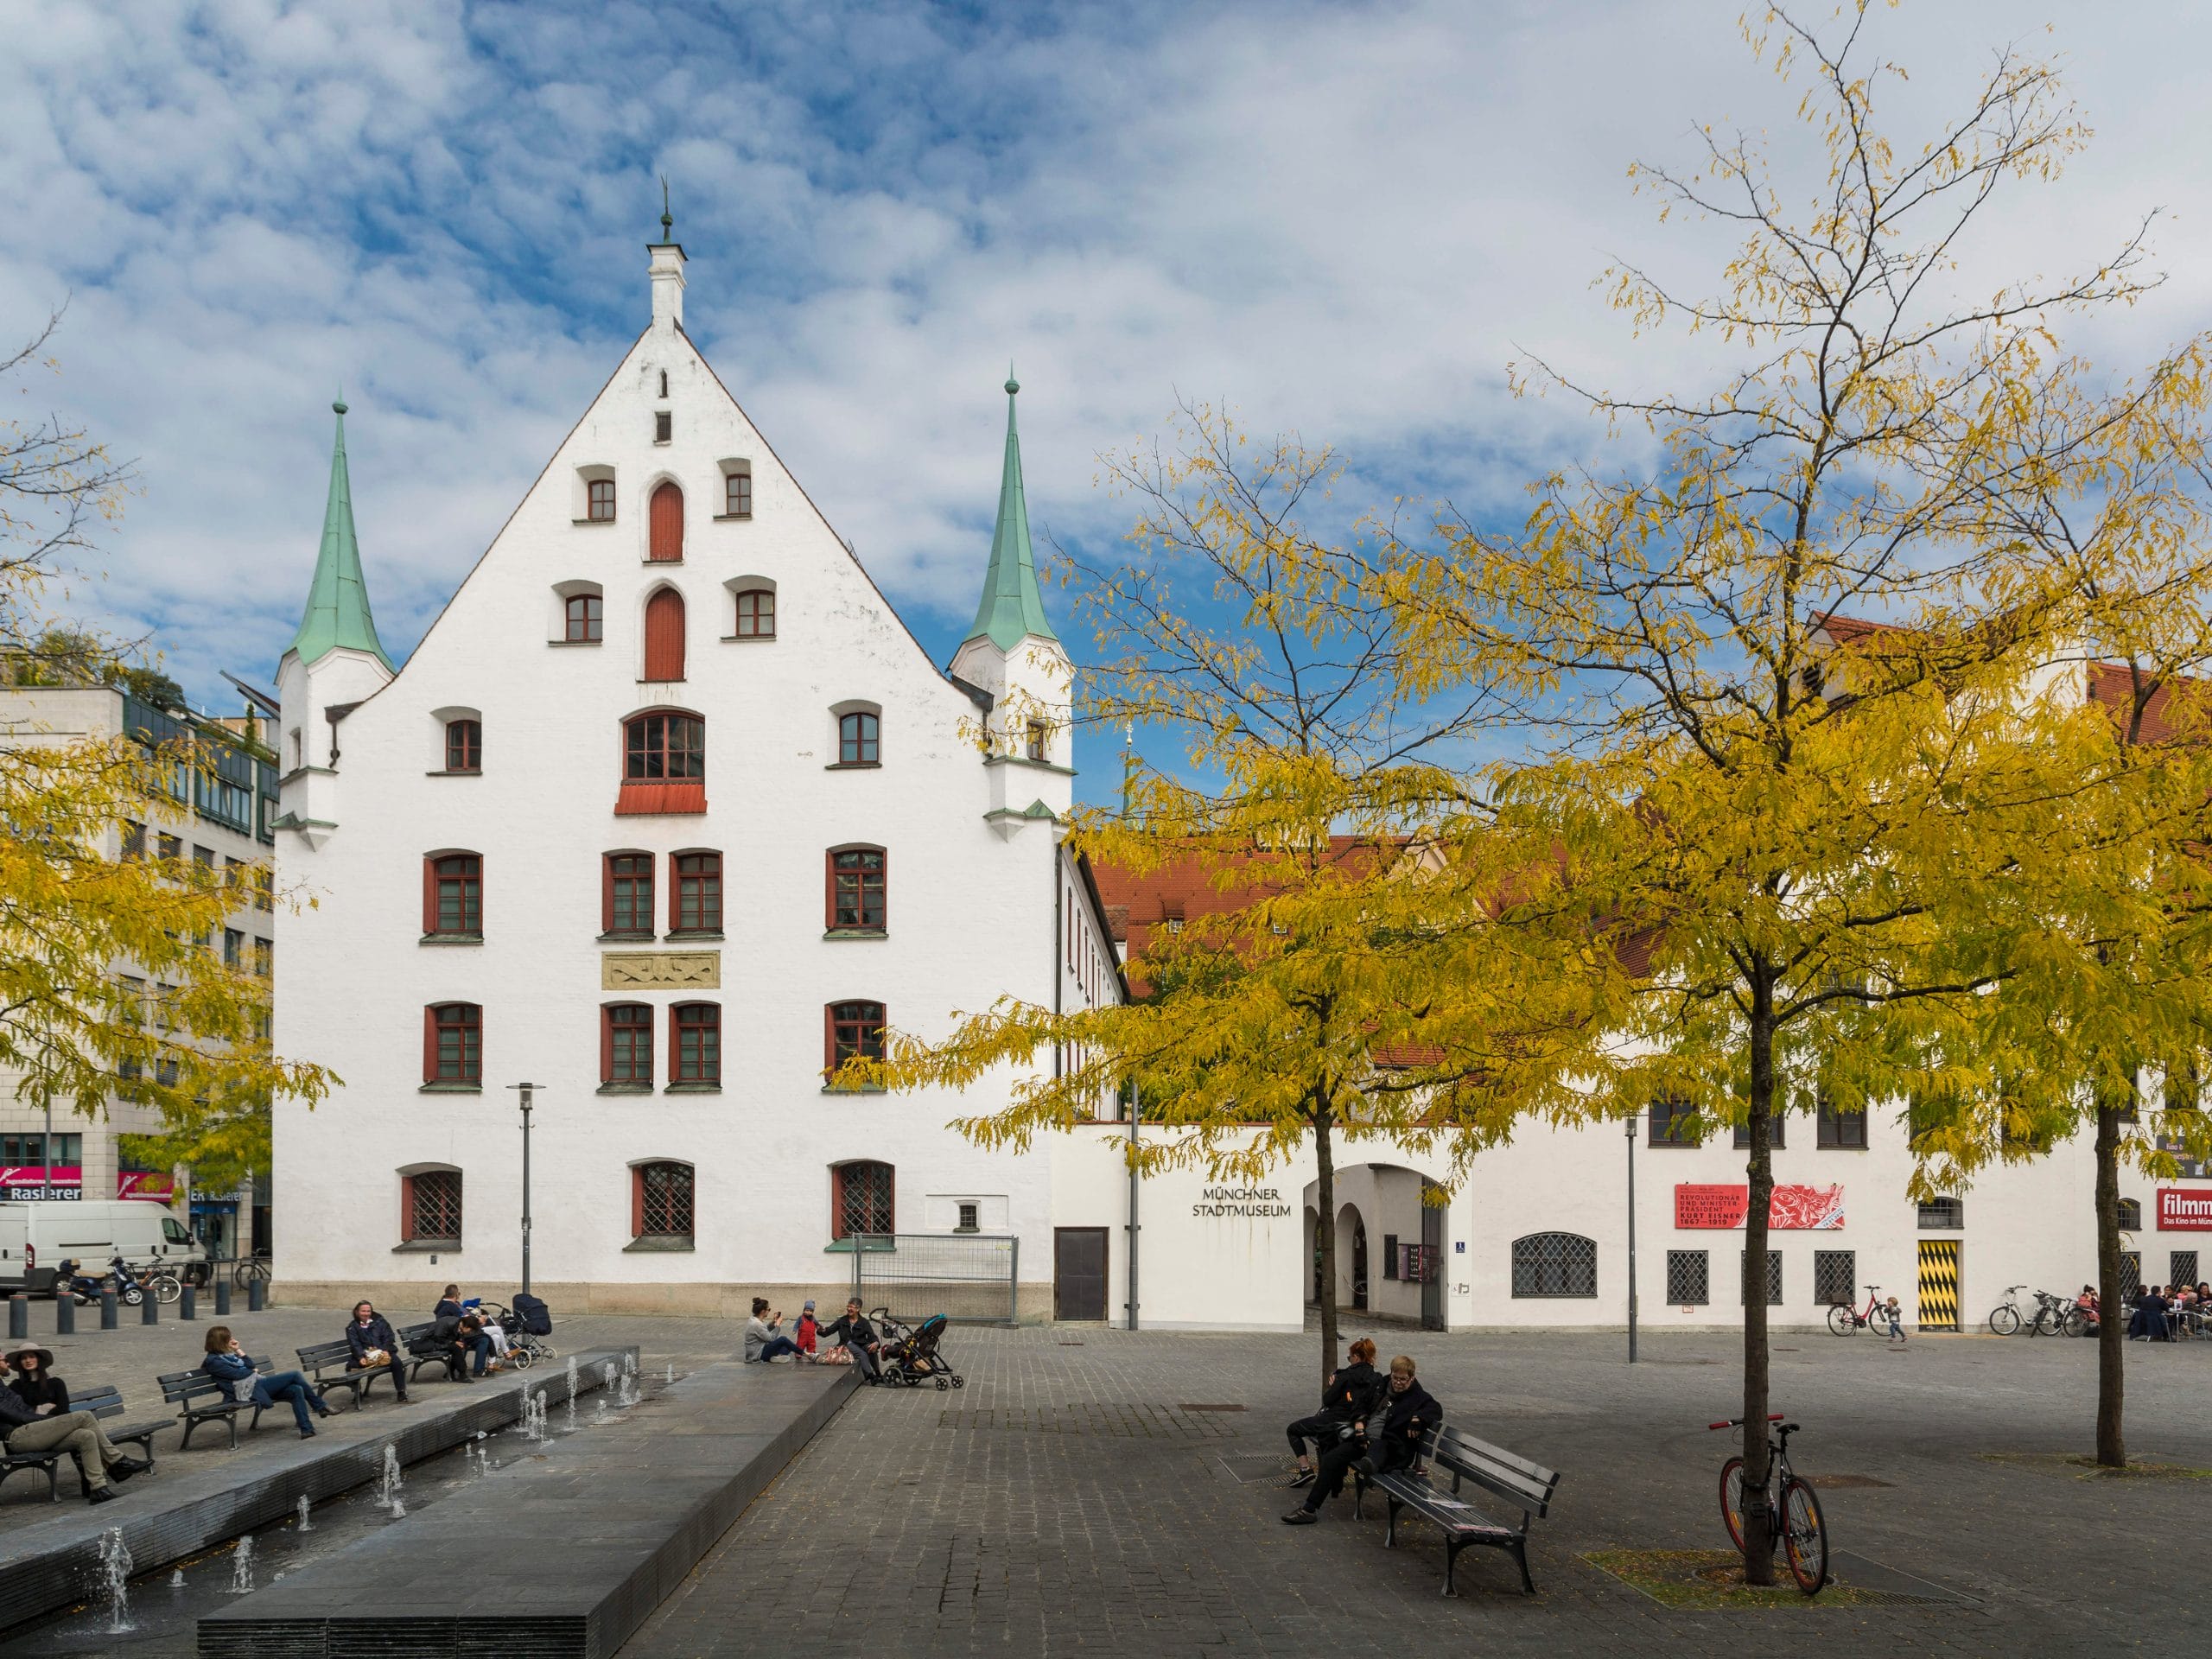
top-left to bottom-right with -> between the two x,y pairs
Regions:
159,1357 -> 275,1451
2,1386 -> 170,1502
1355,1421 -> 1562,1595
296,1338 -> 389,1410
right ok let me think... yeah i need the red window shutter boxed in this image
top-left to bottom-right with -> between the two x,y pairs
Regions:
830,1164 -> 844,1239
600,1007 -> 613,1084
401,1175 -> 416,1243
601,855 -> 614,933
631,1167 -> 644,1237
422,1007 -> 435,1083
644,588 -> 686,682
668,1003 -> 680,1086
422,857 -> 435,936
879,847 -> 889,930
649,482 -> 683,562
823,849 -> 835,931
823,1003 -> 835,1077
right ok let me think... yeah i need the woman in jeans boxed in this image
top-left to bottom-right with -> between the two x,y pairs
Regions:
201,1325 -> 334,1439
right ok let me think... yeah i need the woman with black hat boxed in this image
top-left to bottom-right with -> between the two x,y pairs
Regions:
0,1350 -> 149,1504
4,1345 -> 70,1417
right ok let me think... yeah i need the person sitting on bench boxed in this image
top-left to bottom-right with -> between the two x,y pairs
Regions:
0,1351 -> 149,1505
204,1325 -> 334,1439
427,1292 -> 490,1382
1287,1337 -> 1382,1488
345,1300 -> 411,1403
1282,1354 -> 1439,1525
4,1344 -> 70,1419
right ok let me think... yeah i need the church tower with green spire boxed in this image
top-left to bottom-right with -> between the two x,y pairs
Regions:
950,371 -> 1073,830
275,397 -> 397,846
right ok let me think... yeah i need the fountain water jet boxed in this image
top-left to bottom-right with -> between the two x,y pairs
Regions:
378,1444 -> 406,1516
296,1494 -> 314,1532
99,1527 -> 133,1632
230,1535 -> 256,1595
563,1355 -> 579,1427
524,1389 -> 548,1441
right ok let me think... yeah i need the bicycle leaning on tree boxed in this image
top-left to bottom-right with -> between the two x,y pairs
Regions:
1710,1413 -> 1829,1595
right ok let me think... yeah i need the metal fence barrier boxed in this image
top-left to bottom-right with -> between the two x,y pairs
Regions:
850,1233 -> 1019,1325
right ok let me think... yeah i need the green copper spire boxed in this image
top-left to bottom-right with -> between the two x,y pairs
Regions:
286,397 -> 394,671
961,368 -> 1059,654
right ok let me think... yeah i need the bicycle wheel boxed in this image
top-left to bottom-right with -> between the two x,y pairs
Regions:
1988,1304 -> 2021,1337
1781,1478 -> 1828,1593
153,1274 -> 182,1305
1719,1458 -> 1750,1554
2063,1307 -> 2091,1338
1826,1305 -> 1858,1337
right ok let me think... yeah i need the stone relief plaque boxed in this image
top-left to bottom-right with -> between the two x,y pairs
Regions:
601,951 -> 721,990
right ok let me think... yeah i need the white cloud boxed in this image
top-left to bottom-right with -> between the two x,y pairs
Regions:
2,0 -> 2208,731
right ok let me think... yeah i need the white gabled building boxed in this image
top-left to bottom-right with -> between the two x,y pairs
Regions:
271,226 -> 1122,1318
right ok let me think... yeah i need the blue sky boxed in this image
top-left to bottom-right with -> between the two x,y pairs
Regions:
6,1 -> 2211,803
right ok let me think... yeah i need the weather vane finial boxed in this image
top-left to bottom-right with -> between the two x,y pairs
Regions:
659,175 -> 673,242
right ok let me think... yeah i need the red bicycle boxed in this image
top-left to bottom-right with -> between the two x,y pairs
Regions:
1825,1282 -> 1888,1336
1710,1414 -> 1828,1594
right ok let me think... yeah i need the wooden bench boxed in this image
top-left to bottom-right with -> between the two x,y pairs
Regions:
296,1338 -> 394,1410
1,1387 -> 170,1502
1355,1421 -> 1562,1595
159,1357 -> 275,1451
398,1319 -> 461,1384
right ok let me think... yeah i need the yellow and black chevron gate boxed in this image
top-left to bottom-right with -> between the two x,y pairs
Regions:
1917,1240 -> 1961,1332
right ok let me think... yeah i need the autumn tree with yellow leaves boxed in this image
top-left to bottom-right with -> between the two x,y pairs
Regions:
2,312 -> 332,1185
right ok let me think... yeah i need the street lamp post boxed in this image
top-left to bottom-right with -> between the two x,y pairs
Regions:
509,1084 -> 540,1295
1625,1113 -> 1640,1364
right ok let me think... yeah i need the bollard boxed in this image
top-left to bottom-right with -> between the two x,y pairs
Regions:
142,1289 -> 160,1325
7,1294 -> 25,1340
99,1290 -> 118,1331
181,1283 -> 198,1321
55,1294 -> 75,1337
214,1280 -> 232,1318
247,1278 -> 265,1313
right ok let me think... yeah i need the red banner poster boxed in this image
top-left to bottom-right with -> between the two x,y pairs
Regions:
2157,1188 -> 2212,1230
1675,1183 -> 1845,1230
117,1172 -> 176,1202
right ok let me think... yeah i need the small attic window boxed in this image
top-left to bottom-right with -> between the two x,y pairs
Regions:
588,480 -> 615,522
658,370 -> 669,398
655,411 -> 673,444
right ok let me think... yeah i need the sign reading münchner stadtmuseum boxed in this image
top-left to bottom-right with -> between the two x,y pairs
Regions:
1192,1186 -> 1291,1218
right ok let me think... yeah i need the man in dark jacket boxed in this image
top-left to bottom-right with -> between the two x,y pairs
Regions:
1287,1337 -> 1382,1487
0,1352 -> 149,1504
817,1300 -> 882,1382
1283,1354 -> 1439,1523
434,1287 -> 497,1376
344,1300 -> 411,1402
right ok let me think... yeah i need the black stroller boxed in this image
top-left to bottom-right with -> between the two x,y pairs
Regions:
869,1309 -> 963,1390
483,1293 -> 557,1370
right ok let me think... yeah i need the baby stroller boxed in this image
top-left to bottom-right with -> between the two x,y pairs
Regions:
872,1311 -> 963,1390
482,1294 -> 557,1370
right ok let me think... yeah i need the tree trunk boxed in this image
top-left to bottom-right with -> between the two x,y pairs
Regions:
2094,1098 -> 2126,1467
1739,988 -> 1777,1584
1313,1100 -> 1340,1381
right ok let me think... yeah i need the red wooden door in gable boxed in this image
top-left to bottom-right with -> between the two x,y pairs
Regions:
644,588 -> 686,682
649,482 -> 684,562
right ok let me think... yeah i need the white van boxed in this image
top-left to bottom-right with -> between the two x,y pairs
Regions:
0,1199 -> 208,1294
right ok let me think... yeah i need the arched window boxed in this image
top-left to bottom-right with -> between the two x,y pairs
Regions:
825,1000 -> 887,1077
827,847 -> 887,932
672,851 -> 721,934
837,710 -> 880,766
832,1160 -> 894,1239
602,852 -> 655,936
588,478 -> 616,522
649,481 -> 684,563
401,1166 -> 462,1245
601,1003 -> 653,1088
633,1160 -> 695,1243
1511,1232 -> 1597,1298
644,587 -> 686,682
624,712 -> 704,782
2117,1198 -> 2143,1231
734,588 -> 775,639
566,593 -> 603,642
671,1002 -> 721,1087
423,1003 -> 482,1086
444,720 -> 481,773
422,853 -> 481,938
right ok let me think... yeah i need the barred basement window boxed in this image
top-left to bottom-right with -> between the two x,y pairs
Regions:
2120,1251 -> 2143,1296
1667,1250 -> 1709,1306
2116,1198 -> 2142,1231
833,1160 -> 894,1239
403,1169 -> 462,1244
2171,1249 -> 2199,1289
1740,1249 -> 1783,1306
1510,1232 -> 1597,1298
1814,1249 -> 1856,1306
1916,1197 -> 1964,1230
634,1160 -> 694,1242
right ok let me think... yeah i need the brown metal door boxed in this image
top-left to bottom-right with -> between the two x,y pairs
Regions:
1053,1227 -> 1108,1321
649,481 -> 684,562
643,587 -> 686,682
